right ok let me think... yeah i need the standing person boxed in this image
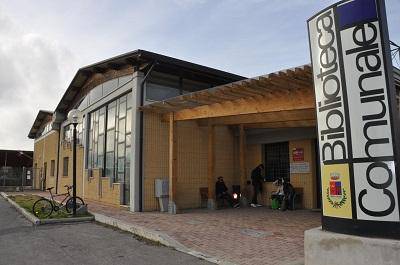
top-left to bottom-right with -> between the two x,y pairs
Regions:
250,164 -> 264,207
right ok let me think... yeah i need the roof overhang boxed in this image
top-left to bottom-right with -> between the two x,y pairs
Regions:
141,65 -> 400,123
140,64 -> 313,118
28,110 -> 53,139
54,49 -> 246,114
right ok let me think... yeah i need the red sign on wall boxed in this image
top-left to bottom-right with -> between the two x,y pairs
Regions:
292,148 -> 304,162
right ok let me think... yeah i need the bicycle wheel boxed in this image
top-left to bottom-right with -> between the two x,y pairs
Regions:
65,196 -> 85,213
32,198 -> 53,218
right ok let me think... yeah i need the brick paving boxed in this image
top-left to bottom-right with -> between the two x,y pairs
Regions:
15,191 -> 320,265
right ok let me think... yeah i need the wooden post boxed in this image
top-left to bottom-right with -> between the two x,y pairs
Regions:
168,113 -> 177,214
239,124 -> 246,188
207,123 -> 216,209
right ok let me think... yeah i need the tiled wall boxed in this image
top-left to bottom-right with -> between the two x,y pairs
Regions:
83,168 -> 122,206
33,131 -> 59,190
245,139 -> 317,209
142,113 -> 239,211
143,112 -> 169,211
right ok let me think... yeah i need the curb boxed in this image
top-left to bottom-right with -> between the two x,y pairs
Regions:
91,212 -> 237,265
0,192 -> 95,225
40,216 -> 94,224
0,192 -> 40,225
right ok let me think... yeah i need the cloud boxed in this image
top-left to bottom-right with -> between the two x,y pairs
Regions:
0,0 -> 399,151
0,10 -> 77,150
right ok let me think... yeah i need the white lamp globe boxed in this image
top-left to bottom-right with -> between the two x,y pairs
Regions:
67,109 -> 82,124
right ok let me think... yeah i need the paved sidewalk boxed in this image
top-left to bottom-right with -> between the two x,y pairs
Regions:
0,196 -> 211,265
13,191 -> 320,265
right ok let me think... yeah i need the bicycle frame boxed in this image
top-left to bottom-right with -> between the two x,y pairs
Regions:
47,186 -> 72,207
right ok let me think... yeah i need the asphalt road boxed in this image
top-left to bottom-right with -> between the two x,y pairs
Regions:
0,197 -> 211,265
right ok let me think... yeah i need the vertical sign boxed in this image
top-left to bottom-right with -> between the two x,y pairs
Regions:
308,0 -> 400,238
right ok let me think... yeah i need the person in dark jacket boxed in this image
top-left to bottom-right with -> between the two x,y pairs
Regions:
215,176 -> 239,208
250,164 -> 264,207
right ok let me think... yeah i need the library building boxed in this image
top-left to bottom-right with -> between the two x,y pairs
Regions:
29,49 -> 400,213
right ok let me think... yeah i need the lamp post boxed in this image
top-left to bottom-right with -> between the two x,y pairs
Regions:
67,109 -> 82,216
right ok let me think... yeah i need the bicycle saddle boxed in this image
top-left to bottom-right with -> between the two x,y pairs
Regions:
46,187 -> 54,191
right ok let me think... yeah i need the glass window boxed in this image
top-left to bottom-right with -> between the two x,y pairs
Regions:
126,92 -> 132,108
86,93 -> 131,186
99,114 -> 105,134
264,142 -> 289,182
118,119 -> 126,142
102,79 -> 118,95
125,133 -> 131,147
117,143 -> 125,158
107,106 -> 116,129
50,160 -> 55,177
106,130 -> 115,152
119,75 -> 131,86
63,157 -> 69,176
117,158 -> 125,173
78,95 -> 89,110
105,154 -> 114,178
125,146 -> 131,166
126,109 -> 132,133
90,84 -> 103,104
146,82 -> 180,101
119,99 -> 126,118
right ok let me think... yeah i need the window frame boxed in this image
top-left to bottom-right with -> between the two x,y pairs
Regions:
63,157 -> 69,176
50,160 -> 55,177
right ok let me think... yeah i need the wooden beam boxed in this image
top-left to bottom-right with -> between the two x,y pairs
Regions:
172,90 -> 315,121
196,108 -> 316,126
168,113 -> 177,214
243,119 -> 316,129
207,124 -> 215,205
239,125 -> 246,188
229,85 -> 261,97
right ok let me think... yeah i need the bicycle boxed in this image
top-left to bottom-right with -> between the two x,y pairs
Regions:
32,185 -> 85,218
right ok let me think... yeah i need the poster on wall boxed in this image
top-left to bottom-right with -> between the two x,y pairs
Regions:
292,148 -> 304,161
308,0 -> 400,239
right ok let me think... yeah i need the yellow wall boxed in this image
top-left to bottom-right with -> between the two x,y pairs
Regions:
143,112 -> 169,211
32,131 -> 59,190
83,169 -> 122,206
245,139 -> 317,209
143,113 -> 239,211
288,139 -> 317,209
57,140 -> 84,197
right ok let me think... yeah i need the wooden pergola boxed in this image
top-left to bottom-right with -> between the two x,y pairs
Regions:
140,64 -> 316,213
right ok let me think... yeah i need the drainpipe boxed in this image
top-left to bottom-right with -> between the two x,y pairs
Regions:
138,62 -> 157,211
55,128 -> 61,194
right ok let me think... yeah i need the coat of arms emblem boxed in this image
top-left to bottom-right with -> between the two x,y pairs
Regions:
326,172 -> 347,208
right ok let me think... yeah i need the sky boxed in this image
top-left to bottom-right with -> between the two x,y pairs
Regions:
0,0 -> 399,151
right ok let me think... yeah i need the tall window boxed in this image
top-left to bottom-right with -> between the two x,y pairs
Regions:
50,160 -> 55,177
63,157 -> 69,176
264,142 -> 289,182
87,92 -> 132,185
63,123 -> 83,145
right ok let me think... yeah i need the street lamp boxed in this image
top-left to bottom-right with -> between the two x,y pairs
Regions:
67,109 -> 82,216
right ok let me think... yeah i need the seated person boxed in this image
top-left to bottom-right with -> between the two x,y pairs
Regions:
271,178 -> 295,210
271,179 -> 285,207
215,176 -> 239,208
